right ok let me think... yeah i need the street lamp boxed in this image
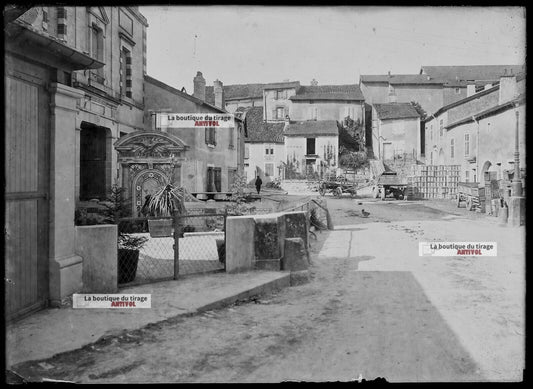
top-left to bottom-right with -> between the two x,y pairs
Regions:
511,104 -> 522,196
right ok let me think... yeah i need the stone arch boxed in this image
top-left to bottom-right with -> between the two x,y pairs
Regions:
114,131 -> 188,158
437,148 -> 445,165
132,169 -> 170,216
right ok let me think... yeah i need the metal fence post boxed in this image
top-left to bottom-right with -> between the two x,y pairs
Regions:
173,210 -> 181,280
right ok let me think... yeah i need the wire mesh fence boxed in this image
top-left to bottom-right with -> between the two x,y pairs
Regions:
117,213 -> 226,287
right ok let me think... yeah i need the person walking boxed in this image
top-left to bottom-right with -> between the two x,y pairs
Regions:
255,175 -> 263,194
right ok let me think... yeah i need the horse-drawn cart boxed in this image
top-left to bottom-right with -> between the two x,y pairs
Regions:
456,182 -> 485,211
318,180 -> 358,198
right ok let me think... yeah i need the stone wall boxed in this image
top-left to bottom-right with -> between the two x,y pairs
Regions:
225,211 -> 310,273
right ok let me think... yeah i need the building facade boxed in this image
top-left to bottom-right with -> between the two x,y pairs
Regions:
284,120 -> 339,178
240,107 -> 285,183
424,74 -> 525,184
4,6 -> 149,319
137,73 -> 244,205
371,103 -> 421,161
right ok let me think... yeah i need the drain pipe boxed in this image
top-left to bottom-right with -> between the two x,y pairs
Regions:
472,116 -> 480,182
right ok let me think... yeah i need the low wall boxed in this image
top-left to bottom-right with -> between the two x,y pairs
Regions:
76,225 -> 118,293
225,211 -> 309,273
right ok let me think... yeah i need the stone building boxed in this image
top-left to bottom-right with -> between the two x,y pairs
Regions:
371,103 -> 422,161
284,120 -> 339,178
4,6 -> 147,319
424,73 -> 525,185
240,107 -> 286,183
133,72 -> 244,207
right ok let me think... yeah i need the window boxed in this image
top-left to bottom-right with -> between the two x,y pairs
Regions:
275,90 -> 286,100
244,144 -> 250,159
56,7 -> 67,39
205,127 -> 216,146
464,133 -> 470,156
91,25 -> 104,77
229,128 -> 234,149
309,106 -> 318,120
465,170 -> 470,182
306,138 -> 316,155
120,47 -> 132,98
455,88 -> 461,94
439,119 -> 443,137
450,138 -> 454,158
265,163 -> 274,177
275,107 -> 284,120
264,147 -> 274,155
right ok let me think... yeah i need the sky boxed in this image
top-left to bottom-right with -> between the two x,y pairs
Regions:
140,6 -> 526,92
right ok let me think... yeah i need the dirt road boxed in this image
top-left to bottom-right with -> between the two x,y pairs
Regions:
11,197 -> 525,383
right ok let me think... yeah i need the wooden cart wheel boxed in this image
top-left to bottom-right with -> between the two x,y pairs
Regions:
466,197 -> 473,211
334,187 -> 342,198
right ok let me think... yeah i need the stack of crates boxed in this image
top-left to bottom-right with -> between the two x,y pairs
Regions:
406,165 -> 461,200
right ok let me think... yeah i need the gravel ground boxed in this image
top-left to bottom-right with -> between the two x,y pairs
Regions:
10,195 -> 525,383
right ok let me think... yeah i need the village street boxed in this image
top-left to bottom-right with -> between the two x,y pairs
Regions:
11,196 -> 525,383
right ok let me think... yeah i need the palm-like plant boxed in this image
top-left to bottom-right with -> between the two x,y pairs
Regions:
147,184 -> 187,217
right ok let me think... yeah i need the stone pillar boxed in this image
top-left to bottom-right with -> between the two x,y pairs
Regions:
76,225 -> 118,293
49,83 -> 85,305
225,216 -> 256,273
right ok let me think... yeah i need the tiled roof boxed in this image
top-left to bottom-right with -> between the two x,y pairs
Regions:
446,94 -> 525,130
284,120 -> 339,137
144,75 -> 227,113
205,81 -> 300,105
205,83 -> 265,105
243,106 -> 285,143
420,65 -> 526,82
262,81 -> 301,90
360,74 -> 444,85
373,103 -> 421,120
290,84 -> 364,101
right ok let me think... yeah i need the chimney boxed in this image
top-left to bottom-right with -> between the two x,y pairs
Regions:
310,78 -> 318,86
466,84 -> 476,97
193,71 -> 206,101
499,73 -> 518,105
213,79 -> 224,109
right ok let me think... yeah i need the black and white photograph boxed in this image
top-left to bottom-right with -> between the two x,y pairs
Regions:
4,4 -> 526,383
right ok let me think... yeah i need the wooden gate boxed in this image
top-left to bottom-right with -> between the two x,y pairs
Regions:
4,57 -> 50,321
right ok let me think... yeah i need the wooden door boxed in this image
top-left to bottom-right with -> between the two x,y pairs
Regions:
4,57 -> 50,321
80,124 -> 107,200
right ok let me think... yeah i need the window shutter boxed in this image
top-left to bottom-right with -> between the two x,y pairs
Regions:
213,128 -> 217,145
205,128 -> 209,144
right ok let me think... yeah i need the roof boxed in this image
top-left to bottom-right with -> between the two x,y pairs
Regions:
204,81 -> 300,105
373,103 -> 421,120
262,81 -> 301,90
290,84 -> 364,101
445,94 -> 525,130
424,84 -> 500,121
420,65 -> 526,82
205,83 -> 265,105
243,107 -> 285,143
360,74 -> 444,85
144,75 -> 230,115
284,120 -> 339,137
